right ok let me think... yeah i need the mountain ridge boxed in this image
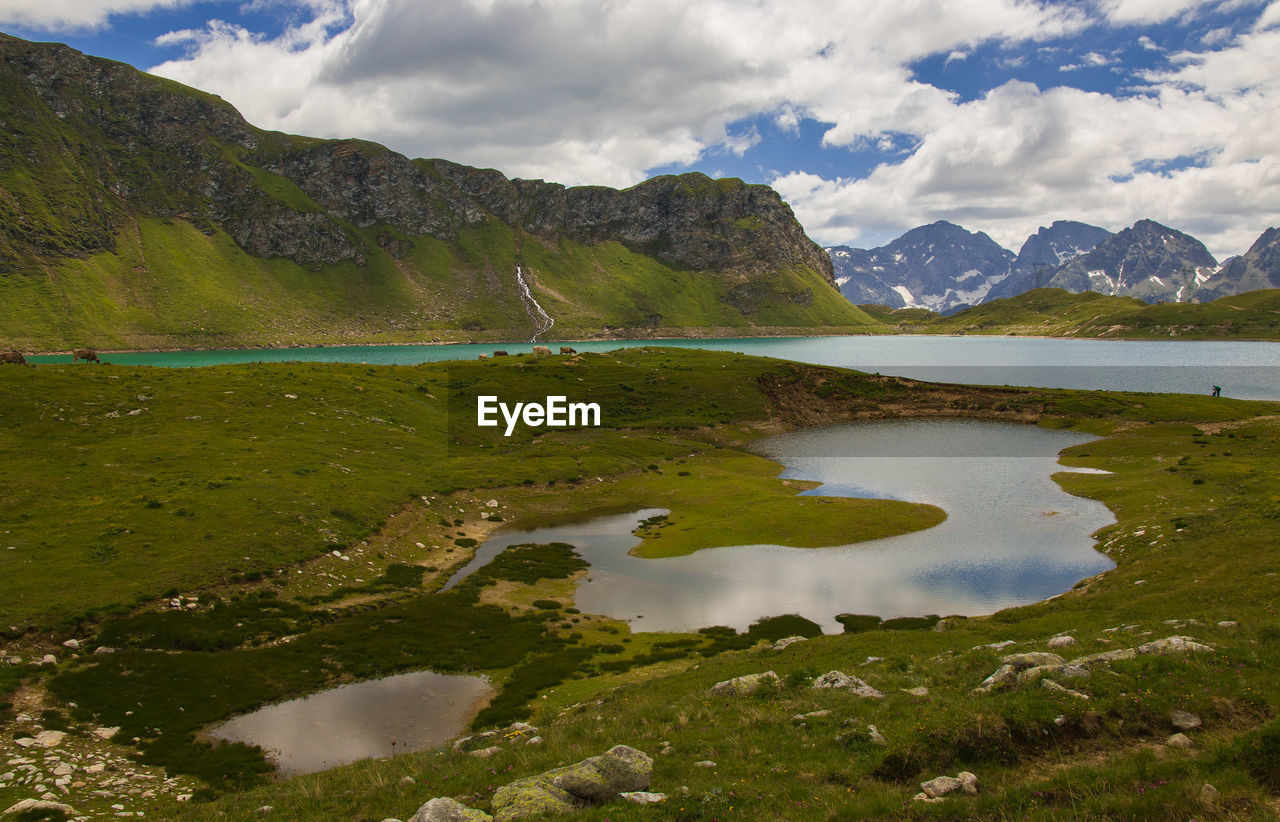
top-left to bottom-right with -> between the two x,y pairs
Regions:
0,33 -> 866,350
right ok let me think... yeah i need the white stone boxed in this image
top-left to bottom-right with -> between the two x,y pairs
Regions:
620,791 -> 667,804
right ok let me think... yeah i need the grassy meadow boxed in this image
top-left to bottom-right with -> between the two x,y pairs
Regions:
1,348 -> 1279,820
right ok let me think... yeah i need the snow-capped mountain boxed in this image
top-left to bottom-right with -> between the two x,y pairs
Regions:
987,220 -> 1112,301
1040,220 -> 1217,303
1195,227 -> 1280,302
828,221 -> 1015,313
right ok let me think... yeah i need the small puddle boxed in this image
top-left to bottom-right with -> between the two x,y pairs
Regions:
207,670 -> 493,776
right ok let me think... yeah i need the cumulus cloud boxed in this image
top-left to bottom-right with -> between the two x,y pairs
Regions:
0,0 -> 191,29
147,0 -> 1088,186
128,0 -> 1280,259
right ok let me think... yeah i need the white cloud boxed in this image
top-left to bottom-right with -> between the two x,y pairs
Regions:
0,0 -> 192,29
147,0 -> 1089,186
1096,0 -> 1216,25
103,0 -> 1277,260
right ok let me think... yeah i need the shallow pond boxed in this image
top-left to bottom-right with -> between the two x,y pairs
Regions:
447,419 -> 1116,632
207,670 -> 493,776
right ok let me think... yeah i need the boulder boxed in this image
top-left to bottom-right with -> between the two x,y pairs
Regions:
710,670 -> 780,696
1166,733 -> 1194,750
620,791 -> 666,804
552,745 -> 652,804
3,799 -> 77,816
1135,636 -> 1215,656
810,670 -> 883,698
958,772 -> 979,794
1017,664 -> 1064,685
1000,652 -> 1065,669
1047,636 -> 1076,648
770,636 -> 807,651
974,664 -> 1017,693
409,797 -> 493,822
920,775 -> 964,798
491,775 -> 577,822
1041,680 -> 1089,699
1170,709 -> 1202,731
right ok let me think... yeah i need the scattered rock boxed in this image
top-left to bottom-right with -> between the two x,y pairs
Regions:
791,710 -> 831,722
933,619 -> 952,632
1170,709 -> 1202,731
770,636 -> 807,651
1166,733 -> 1194,750
620,792 -> 666,804
1047,636 -> 1076,648
61,639 -> 80,650
470,746 -> 501,759
1217,621 -> 1238,629
902,686 -> 929,697
710,670 -> 780,696
409,796 -> 492,822
867,725 -> 887,745
92,726 -> 120,740
974,664 -> 1018,693
694,761 -> 717,769
958,772 -> 979,794
811,670 -> 883,698
525,736 -> 543,746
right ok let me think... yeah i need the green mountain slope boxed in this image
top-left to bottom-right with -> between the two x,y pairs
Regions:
0,34 -> 873,350
865,287 -> 1280,339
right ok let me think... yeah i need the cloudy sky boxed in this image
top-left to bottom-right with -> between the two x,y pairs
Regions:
3,0 -> 1279,259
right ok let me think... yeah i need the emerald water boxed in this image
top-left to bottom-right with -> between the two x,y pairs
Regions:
28,336 -> 1280,398
446,419 -> 1115,633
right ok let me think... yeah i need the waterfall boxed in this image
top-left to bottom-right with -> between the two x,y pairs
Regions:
514,265 -> 555,342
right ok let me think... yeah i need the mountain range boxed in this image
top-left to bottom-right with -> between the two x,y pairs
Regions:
831,218 -> 1280,313
0,33 -> 868,351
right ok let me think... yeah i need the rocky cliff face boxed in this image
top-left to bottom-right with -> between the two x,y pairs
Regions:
0,33 -> 831,284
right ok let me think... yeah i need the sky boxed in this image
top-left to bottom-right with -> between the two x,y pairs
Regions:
3,0 -> 1279,260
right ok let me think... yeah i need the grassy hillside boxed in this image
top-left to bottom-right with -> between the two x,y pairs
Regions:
2,350 -> 1279,819
863,288 -> 1280,339
0,216 -> 874,352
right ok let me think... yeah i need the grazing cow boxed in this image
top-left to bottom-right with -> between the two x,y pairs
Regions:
559,346 -> 577,355
72,348 -> 100,363
532,345 -> 552,357
493,350 -> 509,357
478,354 -> 488,360
1,350 -> 26,365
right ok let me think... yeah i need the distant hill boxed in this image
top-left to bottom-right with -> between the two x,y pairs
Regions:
863,287 -> 1280,339
0,34 -> 871,351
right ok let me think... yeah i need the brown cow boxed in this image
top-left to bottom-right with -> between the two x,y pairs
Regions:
1,350 -> 26,365
559,346 -> 577,355
532,345 -> 552,357
72,348 -> 100,363
493,350 -> 509,357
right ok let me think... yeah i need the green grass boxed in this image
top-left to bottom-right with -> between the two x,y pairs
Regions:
4,348 -> 1280,819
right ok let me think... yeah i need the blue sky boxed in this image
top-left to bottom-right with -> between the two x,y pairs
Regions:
4,1 -> 1279,258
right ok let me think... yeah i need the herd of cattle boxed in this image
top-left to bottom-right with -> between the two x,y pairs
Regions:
481,346 -> 576,360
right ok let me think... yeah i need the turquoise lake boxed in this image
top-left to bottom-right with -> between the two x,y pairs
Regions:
29,335 -> 1280,399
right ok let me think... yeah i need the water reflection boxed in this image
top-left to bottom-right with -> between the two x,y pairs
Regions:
208,670 -> 493,776
451,419 -> 1115,633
